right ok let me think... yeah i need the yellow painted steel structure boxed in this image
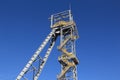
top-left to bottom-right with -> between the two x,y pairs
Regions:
50,10 -> 79,80
16,10 -> 79,80
52,21 -> 75,28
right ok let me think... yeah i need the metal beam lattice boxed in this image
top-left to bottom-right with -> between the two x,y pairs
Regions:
16,10 -> 79,80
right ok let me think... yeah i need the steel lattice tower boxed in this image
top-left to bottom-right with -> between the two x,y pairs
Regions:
16,10 -> 79,80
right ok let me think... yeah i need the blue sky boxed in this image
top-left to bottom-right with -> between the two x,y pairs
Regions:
0,0 -> 120,80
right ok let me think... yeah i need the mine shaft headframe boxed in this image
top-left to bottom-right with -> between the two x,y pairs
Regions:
16,10 -> 79,80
